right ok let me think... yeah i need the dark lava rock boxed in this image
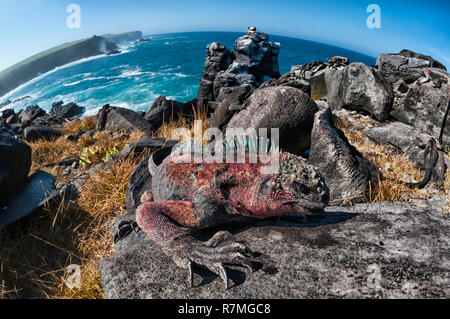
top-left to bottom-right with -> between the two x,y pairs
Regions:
17,105 -> 47,124
49,101 -> 85,119
390,74 -> 450,148
233,27 -> 280,83
397,50 -> 447,71
1,108 -> 15,119
144,96 -> 198,131
289,60 -> 343,101
96,104 -> 153,134
328,56 -> 349,67
309,108 -> 380,205
376,50 -> 446,85
98,196 -> 448,298
66,130 -> 85,142
124,140 -> 177,214
107,49 -> 122,56
6,114 -> 18,125
198,27 -> 280,103
0,170 -> 57,229
226,86 -> 318,155
0,126 -> 31,205
259,70 -> 311,96
197,42 -> 233,101
326,62 -> 394,121
23,125 -> 62,141
209,84 -> 252,129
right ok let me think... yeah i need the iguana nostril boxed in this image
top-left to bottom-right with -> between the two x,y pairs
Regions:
294,181 -> 310,194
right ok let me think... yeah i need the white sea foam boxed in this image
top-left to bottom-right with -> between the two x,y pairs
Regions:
63,76 -> 107,86
111,64 -> 130,70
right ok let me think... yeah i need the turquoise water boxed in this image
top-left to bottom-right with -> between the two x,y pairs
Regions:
0,32 -> 376,115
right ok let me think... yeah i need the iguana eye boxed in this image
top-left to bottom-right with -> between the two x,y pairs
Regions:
260,178 -> 272,194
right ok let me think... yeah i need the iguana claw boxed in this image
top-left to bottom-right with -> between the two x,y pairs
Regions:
217,263 -> 229,289
169,231 -> 255,289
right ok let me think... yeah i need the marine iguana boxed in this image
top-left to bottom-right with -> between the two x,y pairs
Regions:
135,149 -> 330,289
405,137 -> 446,189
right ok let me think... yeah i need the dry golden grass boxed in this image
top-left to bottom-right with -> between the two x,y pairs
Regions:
57,155 -> 144,299
154,102 -> 210,142
0,154 -> 142,299
0,116 -> 147,298
59,115 -> 97,134
339,125 -> 449,204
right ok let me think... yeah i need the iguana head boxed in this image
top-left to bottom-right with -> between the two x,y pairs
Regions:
235,152 -> 329,217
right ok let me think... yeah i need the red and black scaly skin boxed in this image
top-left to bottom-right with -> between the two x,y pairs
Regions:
136,151 -> 330,289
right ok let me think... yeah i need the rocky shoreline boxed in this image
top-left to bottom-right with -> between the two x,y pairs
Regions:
0,31 -> 145,98
0,27 -> 448,298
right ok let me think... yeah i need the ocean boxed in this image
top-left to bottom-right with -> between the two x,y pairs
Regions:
0,31 -> 376,115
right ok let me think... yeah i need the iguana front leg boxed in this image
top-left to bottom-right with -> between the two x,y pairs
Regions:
136,201 -> 254,289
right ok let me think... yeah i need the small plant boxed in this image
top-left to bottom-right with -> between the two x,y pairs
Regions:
103,144 -> 119,162
79,143 -> 119,165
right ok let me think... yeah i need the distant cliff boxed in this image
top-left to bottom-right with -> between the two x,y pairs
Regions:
102,31 -> 143,44
0,32 -> 143,98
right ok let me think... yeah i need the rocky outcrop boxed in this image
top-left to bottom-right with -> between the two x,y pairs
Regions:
377,54 -> 433,85
309,108 -> 380,204
283,59 -> 395,122
334,108 -> 446,169
333,108 -> 448,189
372,48 -> 450,148
209,84 -> 252,129
99,196 -> 449,298
390,71 -> 450,148
285,57 -> 350,100
0,125 -> 58,229
233,26 -> 280,82
96,104 -> 153,134
17,105 -> 47,124
198,27 -> 280,104
326,62 -> 394,121
0,171 -> 57,229
1,104 -> 67,135
398,49 -> 447,70
259,70 -> 311,96
376,50 -> 447,84
0,36 -> 117,98
144,96 -> 198,131
226,86 -> 318,155
0,126 -> 31,205
0,96 -> 31,108
197,43 -> 234,101
49,101 -> 85,119
23,125 -> 62,142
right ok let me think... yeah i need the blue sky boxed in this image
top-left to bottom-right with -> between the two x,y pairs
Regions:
0,0 -> 449,71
